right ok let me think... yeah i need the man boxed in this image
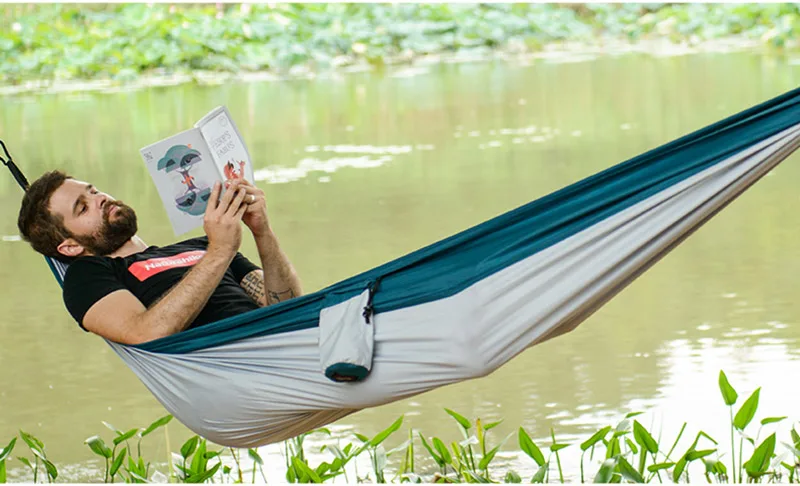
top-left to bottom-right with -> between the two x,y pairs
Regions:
17,171 -> 303,345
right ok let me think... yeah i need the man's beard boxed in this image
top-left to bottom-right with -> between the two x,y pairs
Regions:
74,201 -> 138,256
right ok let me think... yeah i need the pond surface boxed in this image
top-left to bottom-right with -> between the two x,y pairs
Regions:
1,50 -> 799,481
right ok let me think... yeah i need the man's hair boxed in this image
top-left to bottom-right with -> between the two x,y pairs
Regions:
17,171 -> 74,261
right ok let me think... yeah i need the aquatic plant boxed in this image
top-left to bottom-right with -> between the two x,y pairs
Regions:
1,4 -> 799,87
1,369 -> 799,483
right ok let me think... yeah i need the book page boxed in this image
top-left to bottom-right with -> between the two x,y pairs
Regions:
139,128 -> 220,236
195,106 -> 254,184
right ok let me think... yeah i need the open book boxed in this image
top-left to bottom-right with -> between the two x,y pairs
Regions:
139,106 -> 255,236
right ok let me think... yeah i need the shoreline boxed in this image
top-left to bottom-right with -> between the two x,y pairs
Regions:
0,36 -> 783,98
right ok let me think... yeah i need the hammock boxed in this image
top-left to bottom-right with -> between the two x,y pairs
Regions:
4,87 -> 800,448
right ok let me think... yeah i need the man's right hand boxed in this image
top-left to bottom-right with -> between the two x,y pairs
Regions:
204,181 -> 248,255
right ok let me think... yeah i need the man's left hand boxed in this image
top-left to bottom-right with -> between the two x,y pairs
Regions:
225,178 -> 271,236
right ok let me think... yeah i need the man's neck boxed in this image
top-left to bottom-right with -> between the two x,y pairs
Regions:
108,236 -> 149,258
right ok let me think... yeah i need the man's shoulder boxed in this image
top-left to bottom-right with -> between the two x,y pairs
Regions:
63,255 -> 118,282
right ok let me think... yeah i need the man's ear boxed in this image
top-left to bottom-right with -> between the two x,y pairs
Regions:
57,238 -> 86,259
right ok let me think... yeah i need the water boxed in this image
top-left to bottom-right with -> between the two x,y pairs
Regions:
1,51 -> 799,481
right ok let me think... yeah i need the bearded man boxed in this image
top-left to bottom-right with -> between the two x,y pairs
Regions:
17,171 -> 302,345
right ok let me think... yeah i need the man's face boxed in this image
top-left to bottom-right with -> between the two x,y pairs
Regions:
48,179 -> 138,257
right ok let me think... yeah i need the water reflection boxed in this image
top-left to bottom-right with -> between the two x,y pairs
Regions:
0,51 -> 799,479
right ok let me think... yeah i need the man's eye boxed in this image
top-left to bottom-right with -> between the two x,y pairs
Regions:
79,205 -> 87,214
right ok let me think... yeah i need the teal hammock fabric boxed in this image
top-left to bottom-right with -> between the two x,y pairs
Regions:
138,85 -> 800,354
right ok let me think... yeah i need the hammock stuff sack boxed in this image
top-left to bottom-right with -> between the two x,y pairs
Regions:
20,87 -> 800,449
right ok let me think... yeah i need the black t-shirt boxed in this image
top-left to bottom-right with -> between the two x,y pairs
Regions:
63,237 -> 261,331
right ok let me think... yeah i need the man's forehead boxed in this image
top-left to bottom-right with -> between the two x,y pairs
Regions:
49,179 -> 91,215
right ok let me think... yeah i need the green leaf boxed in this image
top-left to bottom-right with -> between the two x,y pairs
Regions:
647,462 -> 674,473
444,409 -> 471,430
180,436 -> 200,459
85,436 -> 112,459
594,458 -> 617,483
0,438 -> 17,462
718,370 -> 738,406
418,434 -> 444,467
672,456 -> 688,482
18,431 -> 43,454
625,438 -> 639,454
369,416 -> 404,447
432,437 -> 452,465
686,449 -> 716,461
0,459 -> 5,483
792,428 -> 800,448
285,462 -> 297,483
113,428 -> 139,446
17,457 -> 32,471
292,457 -> 321,483
354,433 -> 370,443
504,469 -> 522,483
110,449 -> 127,477
478,443 -> 501,470
744,433 -> 776,477
142,415 -> 173,437
581,426 -> 611,452
760,416 -> 787,426
190,439 -> 207,474
625,411 -> 644,419
550,443 -> 569,452
733,388 -> 761,430
42,458 -> 58,481
186,462 -> 221,483
518,428 -> 545,466
484,420 -> 503,431
633,421 -> 658,454
531,465 -> 547,483
248,448 -> 263,465
617,456 -> 644,483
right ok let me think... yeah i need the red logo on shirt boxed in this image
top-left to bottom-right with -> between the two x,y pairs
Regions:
128,250 -> 206,282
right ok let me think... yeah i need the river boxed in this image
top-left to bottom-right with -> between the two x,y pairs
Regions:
1,49 -> 799,481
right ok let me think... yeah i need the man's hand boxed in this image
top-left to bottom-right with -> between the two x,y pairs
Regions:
205,181 -> 248,254
225,178 -> 270,237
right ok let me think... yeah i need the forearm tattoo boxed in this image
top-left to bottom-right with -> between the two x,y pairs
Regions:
268,288 -> 296,305
241,271 -> 266,305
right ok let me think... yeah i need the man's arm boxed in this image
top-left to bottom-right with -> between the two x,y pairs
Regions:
228,178 -> 303,306
239,230 -> 302,306
83,182 -> 249,345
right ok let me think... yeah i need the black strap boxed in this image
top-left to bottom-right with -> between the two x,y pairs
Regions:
362,277 -> 383,324
0,140 -> 29,192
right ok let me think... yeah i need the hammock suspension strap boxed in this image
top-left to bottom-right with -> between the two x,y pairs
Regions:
0,140 -> 29,192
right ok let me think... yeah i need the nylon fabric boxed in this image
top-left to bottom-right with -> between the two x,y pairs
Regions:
135,87 -> 800,354
109,122 -> 800,447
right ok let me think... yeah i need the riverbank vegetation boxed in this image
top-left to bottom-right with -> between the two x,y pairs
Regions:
1,371 -> 799,483
1,3 -> 799,88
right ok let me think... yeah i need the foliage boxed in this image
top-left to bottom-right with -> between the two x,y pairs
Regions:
1,3 -> 799,86
2,369 -> 800,483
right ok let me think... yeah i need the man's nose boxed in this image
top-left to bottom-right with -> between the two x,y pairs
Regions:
95,194 -> 109,210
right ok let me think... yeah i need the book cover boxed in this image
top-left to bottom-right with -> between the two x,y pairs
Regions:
139,106 -> 253,236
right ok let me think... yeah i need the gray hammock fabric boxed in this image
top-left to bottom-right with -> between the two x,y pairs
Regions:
12,87 -> 800,448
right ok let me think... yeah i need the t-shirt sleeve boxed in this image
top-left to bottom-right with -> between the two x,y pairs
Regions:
63,258 -> 127,331
230,252 -> 261,283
